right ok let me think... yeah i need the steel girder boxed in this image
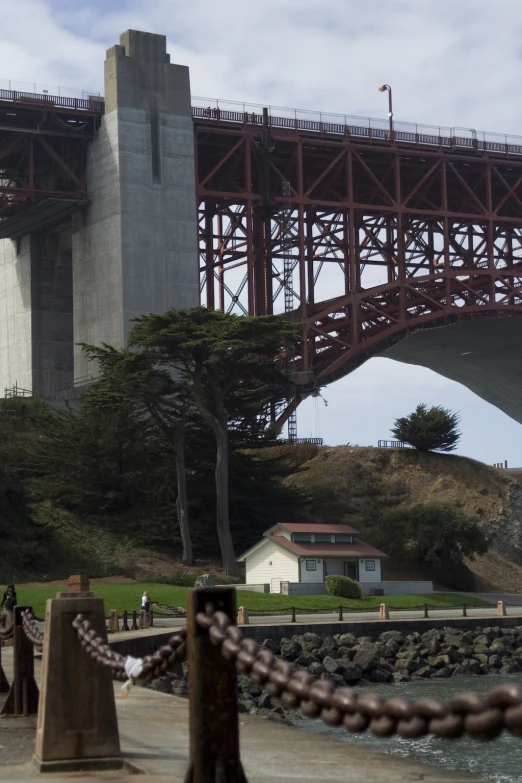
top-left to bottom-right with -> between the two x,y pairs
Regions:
195,116 -> 522,414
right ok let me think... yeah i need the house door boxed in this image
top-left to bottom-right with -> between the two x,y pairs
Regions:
344,561 -> 358,580
271,578 -> 282,593
323,561 -> 328,581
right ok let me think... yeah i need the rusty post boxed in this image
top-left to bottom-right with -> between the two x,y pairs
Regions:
122,610 -> 129,631
149,609 -> 154,628
185,587 -> 247,782
291,606 -> 296,623
0,606 -> 39,716
0,640 -> 9,693
132,610 -> 138,630
423,604 -> 429,619
338,606 -> 343,621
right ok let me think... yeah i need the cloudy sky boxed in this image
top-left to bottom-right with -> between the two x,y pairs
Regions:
3,0 -> 522,465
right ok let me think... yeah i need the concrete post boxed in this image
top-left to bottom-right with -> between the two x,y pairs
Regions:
73,30 -> 199,380
138,609 -> 148,629
237,606 -> 249,625
1,606 -> 39,717
33,575 -> 122,773
497,600 -> 507,616
107,609 -> 119,633
379,603 -> 390,620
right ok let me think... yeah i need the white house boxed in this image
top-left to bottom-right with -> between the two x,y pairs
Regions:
237,523 -> 388,594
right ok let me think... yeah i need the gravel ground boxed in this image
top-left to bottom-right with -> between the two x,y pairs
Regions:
0,696 -> 36,765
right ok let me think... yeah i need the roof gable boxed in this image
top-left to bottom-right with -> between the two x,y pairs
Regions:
265,522 -> 360,536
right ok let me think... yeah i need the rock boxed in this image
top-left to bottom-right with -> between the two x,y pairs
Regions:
149,676 -> 174,695
369,668 -> 392,683
458,645 -> 475,657
300,632 -> 324,652
280,638 -> 301,661
393,672 -> 411,683
336,646 -> 356,660
262,638 -> 280,654
426,638 -> 441,656
474,644 -> 490,656
258,692 -> 273,710
194,573 -> 215,588
340,662 -> 362,683
431,667 -> 451,679
317,647 -> 340,660
488,655 -> 502,668
308,662 -> 325,677
172,680 -> 188,697
238,699 -> 256,713
395,658 -> 418,673
474,632 -> 495,646
379,631 -> 405,644
460,659 -> 481,675
475,654 -> 489,665
337,633 -> 358,648
320,672 -> 346,688
271,705 -> 286,717
500,661 -> 521,674
353,643 -> 379,672
323,655 -> 341,674
451,664 -> 468,677
383,640 -> 399,658
413,666 -> 433,679
295,652 -> 316,667
405,633 -> 421,644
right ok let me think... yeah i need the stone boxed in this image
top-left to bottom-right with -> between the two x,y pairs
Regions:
340,662 -> 362,683
457,645 -> 474,657
337,633 -> 357,647
369,668 -> 392,683
149,676 -> 173,694
238,699 -> 256,714
172,680 -> 188,697
194,574 -> 215,588
323,655 -> 341,674
300,632 -> 324,652
475,654 -> 489,665
500,662 -> 520,674
262,638 -> 280,654
353,643 -> 379,672
475,633 -> 495,646
474,644 -> 490,655
336,646 -> 355,659
488,655 -> 502,668
320,672 -> 346,688
431,667 -> 452,679
395,658 -> 418,673
383,640 -> 399,658
460,659 -> 481,675
67,574 -> 90,593
280,639 -> 301,661
237,606 -> 249,625
309,662 -> 325,677
295,652 -> 315,668
257,692 -> 273,710
451,664 -> 468,677
380,630 -> 405,644
412,667 -> 433,679
393,672 -> 411,683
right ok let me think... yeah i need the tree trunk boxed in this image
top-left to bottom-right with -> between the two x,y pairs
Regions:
173,439 -> 193,566
214,424 -> 237,575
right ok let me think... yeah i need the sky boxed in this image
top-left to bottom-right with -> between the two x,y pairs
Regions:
2,0 -> 522,465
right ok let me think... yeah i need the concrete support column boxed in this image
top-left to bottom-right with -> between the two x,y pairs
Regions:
0,228 -> 73,396
73,29 -> 199,379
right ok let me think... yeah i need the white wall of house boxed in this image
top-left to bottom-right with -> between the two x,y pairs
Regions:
324,559 -> 345,576
358,558 -> 382,583
245,540 -> 298,589
299,558 -> 324,583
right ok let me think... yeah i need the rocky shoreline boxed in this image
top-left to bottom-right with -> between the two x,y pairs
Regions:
145,624 -> 522,723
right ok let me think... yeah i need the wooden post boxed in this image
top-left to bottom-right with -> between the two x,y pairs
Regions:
291,606 -> 296,623
0,606 -> 39,716
122,610 -> 130,631
185,587 -> 247,782
423,604 -> 429,618
497,600 -> 507,617
0,638 -> 10,693
33,575 -> 122,773
131,610 -> 138,630
462,604 -> 467,617
338,606 -> 343,621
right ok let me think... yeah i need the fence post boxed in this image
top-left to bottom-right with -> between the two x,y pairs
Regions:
497,600 -> 507,617
291,606 -> 296,623
0,606 -> 39,716
149,609 -> 154,628
379,603 -> 390,620
131,610 -> 138,630
0,640 -> 9,693
138,609 -> 148,629
237,607 -> 249,625
33,575 -> 122,773
462,604 -> 467,617
338,606 -> 343,621
186,587 -> 247,781
107,609 -> 119,633
423,604 -> 429,618
122,610 -> 129,631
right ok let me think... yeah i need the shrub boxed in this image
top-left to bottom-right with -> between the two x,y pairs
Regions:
430,557 -> 475,592
391,403 -> 460,452
325,575 -> 362,600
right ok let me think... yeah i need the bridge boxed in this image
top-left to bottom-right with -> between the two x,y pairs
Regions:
1,29 -> 521,427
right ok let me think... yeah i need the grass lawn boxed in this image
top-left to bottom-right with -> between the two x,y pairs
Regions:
13,583 -> 492,618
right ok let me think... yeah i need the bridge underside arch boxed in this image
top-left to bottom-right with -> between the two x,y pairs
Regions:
382,318 -> 522,425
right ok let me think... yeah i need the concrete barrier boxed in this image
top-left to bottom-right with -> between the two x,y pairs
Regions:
379,603 -> 390,620
107,609 -> 119,634
237,606 -> 249,625
498,600 -> 507,616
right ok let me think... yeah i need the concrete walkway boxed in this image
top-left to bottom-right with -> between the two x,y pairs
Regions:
0,648 -> 487,782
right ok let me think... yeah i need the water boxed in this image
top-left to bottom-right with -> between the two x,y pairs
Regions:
296,676 -> 522,783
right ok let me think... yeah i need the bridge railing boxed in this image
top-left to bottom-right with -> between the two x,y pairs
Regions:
192,96 -> 522,156
0,87 -> 104,114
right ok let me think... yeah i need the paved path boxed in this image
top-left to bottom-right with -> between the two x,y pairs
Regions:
0,648 -> 486,782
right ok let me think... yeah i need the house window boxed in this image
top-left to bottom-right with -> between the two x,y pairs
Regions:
293,533 -> 312,542
305,560 -> 316,571
334,534 -> 353,543
365,560 -> 376,571
315,534 -> 332,543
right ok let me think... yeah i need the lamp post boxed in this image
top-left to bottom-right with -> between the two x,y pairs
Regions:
378,84 -> 393,140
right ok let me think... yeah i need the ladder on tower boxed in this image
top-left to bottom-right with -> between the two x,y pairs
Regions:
281,181 -> 297,441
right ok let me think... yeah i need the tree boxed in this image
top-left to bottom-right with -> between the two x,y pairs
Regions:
129,307 -> 296,574
374,502 -> 488,567
391,403 -> 461,452
80,345 -> 195,566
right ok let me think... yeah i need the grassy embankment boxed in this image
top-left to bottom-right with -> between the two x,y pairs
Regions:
15,583 -> 491,618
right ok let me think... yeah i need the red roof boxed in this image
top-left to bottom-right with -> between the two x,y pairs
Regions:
266,522 -> 360,535
270,536 -> 388,559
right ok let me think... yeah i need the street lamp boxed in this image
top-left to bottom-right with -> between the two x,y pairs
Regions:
378,84 -> 393,140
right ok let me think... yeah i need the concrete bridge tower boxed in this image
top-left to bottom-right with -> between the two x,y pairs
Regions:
0,30 -> 199,395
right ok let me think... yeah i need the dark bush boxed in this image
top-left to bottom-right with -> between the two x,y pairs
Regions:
430,558 -> 475,592
325,575 -> 362,599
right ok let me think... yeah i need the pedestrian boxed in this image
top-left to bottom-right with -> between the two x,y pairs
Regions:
1,584 -> 17,617
141,590 -> 151,624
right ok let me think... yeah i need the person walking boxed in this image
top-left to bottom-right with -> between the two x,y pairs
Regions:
1,584 -> 17,621
141,591 -> 152,625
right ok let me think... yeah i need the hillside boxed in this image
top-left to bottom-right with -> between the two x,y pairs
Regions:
277,444 -> 522,592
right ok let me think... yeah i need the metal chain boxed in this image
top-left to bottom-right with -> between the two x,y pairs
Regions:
72,614 -> 187,681
196,602 -> 522,742
21,609 -> 44,650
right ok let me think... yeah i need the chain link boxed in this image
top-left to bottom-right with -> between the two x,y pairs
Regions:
196,602 -> 522,742
21,609 -> 44,650
71,614 -> 187,681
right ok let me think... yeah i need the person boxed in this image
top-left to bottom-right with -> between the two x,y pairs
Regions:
141,591 -> 152,624
1,584 -> 17,615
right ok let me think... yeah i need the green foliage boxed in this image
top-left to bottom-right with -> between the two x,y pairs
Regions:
430,557 -> 476,592
391,403 -> 461,452
325,575 -> 362,599
373,502 -> 487,587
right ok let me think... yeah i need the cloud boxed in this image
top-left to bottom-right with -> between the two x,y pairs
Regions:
1,0 -> 521,464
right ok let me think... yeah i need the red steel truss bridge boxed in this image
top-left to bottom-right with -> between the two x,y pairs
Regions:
194,100 -> 522,422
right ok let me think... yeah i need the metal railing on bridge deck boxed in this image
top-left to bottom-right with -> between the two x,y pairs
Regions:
192,96 -> 522,157
378,440 -> 411,449
0,82 -> 104,114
